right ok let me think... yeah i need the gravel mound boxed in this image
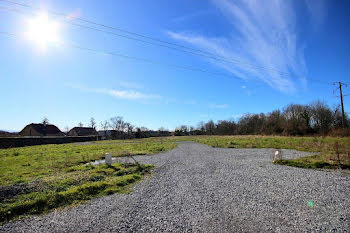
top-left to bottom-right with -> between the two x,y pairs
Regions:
1,142 -> 349,232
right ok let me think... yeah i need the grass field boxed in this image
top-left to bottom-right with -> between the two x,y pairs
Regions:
0,141 -> 176,223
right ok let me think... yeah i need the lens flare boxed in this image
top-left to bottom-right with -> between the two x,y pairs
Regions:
26,12 -> 60,50
307,200 -> 314,207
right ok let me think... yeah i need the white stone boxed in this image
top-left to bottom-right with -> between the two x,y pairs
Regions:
105,153 -> 112,166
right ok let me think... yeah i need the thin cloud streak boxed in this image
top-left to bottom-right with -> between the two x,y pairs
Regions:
168,0 -> 317,93
66,83 -> 161,100
305,0 -> 329,31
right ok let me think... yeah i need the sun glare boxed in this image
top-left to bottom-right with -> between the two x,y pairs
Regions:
26,12 -> 60,50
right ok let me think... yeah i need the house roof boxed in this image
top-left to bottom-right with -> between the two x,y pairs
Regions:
22,123 -> 64,136
70,127 -> 98,136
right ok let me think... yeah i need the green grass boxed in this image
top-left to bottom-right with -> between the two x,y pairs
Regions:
0,141 -> 176,223
0,163 -> 152,223
171,135 -> 350,169
0,141 -> 176,186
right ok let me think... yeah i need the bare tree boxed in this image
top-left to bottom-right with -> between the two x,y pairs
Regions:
89,117 -> 96,129
283,104 -> 309,135
216,120 -> 236,135
100,120 -> 109,138
310,101 -> 333,134
42,117 -> 49,125
78,122 -> 83,127
204,120 -> 216,135
110,116 -> 125,138
158,127 -> 169,136
180,125 -> 189,135
189,126 -> 195,135
125,122 -> 134,138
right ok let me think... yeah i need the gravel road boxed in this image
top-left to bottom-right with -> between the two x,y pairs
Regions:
1,142 -> 350,232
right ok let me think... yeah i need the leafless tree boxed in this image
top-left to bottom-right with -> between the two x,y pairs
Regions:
89,117 -> 97,129
158,127 -> 169,136
78,122 -> 83,127
189,126 -> 195,135
100,120 -> 109,138
125,122 -> 134,138
310,101 -> 333,134
110,116 -> 125,138
204,120 -> 216,135
216,120 -> 236,135
42,117 -> 49,125
261,110 -> 284,135
283,104 -> 309,135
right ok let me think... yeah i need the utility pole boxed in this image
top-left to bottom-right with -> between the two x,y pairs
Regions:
333,82 -> 348,128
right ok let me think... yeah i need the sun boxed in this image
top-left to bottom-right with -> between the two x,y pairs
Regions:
26,12 -> 60,50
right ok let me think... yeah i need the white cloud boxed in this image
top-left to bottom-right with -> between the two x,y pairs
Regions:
66,83 -> 161,100
209,103 -> 229,109
105,89 -> 160,100
305,0 -> 328,30
168,0 -> 310,93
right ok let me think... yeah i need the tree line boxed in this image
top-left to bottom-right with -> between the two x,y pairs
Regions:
89,116 -> 170,139
174,101 -> 349,136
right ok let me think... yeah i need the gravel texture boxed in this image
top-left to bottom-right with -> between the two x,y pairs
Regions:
1,142 -> 350,232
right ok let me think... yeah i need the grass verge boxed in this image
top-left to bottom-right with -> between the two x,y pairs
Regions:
0,141 -> 176,186
0,141 -> 176,224
0,162 -> 153,224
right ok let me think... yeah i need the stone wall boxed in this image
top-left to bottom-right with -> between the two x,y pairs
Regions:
0,136 -> 101,149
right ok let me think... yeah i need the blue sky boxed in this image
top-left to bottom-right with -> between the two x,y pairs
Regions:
0,0 -> 349,131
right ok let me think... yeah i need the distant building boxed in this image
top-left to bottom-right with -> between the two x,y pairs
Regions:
0,130 -> 17,137
68,127 -> 98,136
19,123 -> 65,136
98,130 -> 116,138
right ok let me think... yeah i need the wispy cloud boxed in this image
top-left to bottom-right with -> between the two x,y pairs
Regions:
305,0 -> 328,31
168,0 -> 316,93
209,103 -> 229,109
66,83 -> 161,100
105,89 -> 160,100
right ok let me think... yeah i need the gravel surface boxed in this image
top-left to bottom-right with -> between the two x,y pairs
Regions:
1,142 -> 350,232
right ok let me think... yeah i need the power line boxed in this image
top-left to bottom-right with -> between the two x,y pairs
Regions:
0,0 -> 332,85
0,4 -> 296,78
0,0 -> 208,52
0,30 -> 245,80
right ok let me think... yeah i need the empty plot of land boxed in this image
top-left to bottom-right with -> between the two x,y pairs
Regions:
1,142 -> 349,232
